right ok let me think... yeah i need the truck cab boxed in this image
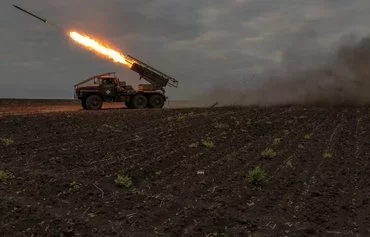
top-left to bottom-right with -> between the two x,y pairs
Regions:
74,72 -> 166,110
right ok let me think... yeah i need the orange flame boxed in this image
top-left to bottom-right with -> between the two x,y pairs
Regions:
69,31 -> 132,67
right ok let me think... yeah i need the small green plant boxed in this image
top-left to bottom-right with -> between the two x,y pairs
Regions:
115,174 -> 133,188
202,139 -> 215,149
273,138 -> 282,146
248,166 -> 266,186
189,142 -> 199,148
286,160 -> 293,168
323,152 -> 333,159
261,148 -> 277,159
0,138 -> 14,146
70,180 -> 81,190
87,213 -> 97,218
177,114 -> 186,121
304,133 -> 312,139
0,170 -> 14,182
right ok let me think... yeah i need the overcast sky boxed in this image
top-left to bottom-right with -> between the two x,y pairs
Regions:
1,0 -> 370,100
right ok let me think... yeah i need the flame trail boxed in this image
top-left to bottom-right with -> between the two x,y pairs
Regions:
69,31 -> 132,67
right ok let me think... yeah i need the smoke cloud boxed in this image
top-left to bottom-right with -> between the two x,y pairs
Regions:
203,27 -> 370,106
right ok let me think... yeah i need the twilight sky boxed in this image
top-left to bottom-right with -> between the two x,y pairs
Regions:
1,0 -> 370,100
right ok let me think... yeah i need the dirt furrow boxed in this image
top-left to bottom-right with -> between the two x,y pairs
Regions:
282,109 -> 358,236
352,109 -> 370,236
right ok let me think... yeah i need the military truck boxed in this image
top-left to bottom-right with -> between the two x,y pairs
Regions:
74,55 -> 178,110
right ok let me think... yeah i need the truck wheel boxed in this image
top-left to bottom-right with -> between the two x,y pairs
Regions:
86,95 -> 103,110
148,94 -> 165,108
131,94 -> 148,109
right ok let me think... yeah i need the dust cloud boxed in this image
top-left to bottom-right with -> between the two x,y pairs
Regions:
202,28 -> 370,107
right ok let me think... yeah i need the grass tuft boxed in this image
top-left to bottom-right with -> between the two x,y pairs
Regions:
261,148 -> 277,159
70,180 -> 81,190
115,174 -> 133,188
0,170 -> 15,183
202,140 -> 215,149
323,152 -> 333,159
248,166 -> 266,186
0,138 -> 14,146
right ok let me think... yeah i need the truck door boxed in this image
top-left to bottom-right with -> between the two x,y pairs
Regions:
101,79 -> 116,97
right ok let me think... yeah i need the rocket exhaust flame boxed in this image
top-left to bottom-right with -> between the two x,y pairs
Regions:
69,31 -> 132,67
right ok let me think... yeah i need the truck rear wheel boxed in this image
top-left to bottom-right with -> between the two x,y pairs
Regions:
86,95 -> 103,110
131,94 -> 148,109
148,94 -> 165,108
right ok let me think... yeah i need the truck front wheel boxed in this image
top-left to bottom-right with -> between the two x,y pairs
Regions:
148,94 -> 165,108
131,94 -> 148,109
85,95 -> 103,110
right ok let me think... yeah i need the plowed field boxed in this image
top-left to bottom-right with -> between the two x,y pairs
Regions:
1,100 -> 370,236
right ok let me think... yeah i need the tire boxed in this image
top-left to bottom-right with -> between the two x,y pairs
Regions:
148,94 -> 165,108
85,95 -> 103,110
131,94 -> 148,109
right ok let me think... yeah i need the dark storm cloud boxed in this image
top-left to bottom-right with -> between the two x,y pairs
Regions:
0,0 -> 370,99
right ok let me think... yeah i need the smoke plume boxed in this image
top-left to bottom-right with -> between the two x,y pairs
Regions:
203,28 -> 370,106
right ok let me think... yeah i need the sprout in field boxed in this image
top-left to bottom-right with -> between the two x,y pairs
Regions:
248,166 -> 266,186
0,170 -> 15,183
189,142 -> 199,148
70,180 -> 81,190
115,174 -> 133,188
323,152 -> 333,159
0,138 -> 14,146
202,140 -> 215,149
261,148 -> 277,159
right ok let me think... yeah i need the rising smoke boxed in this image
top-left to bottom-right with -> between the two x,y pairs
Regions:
204,27 -> 370,107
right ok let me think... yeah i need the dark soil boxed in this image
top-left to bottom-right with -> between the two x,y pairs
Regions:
1,100 -> 370,236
